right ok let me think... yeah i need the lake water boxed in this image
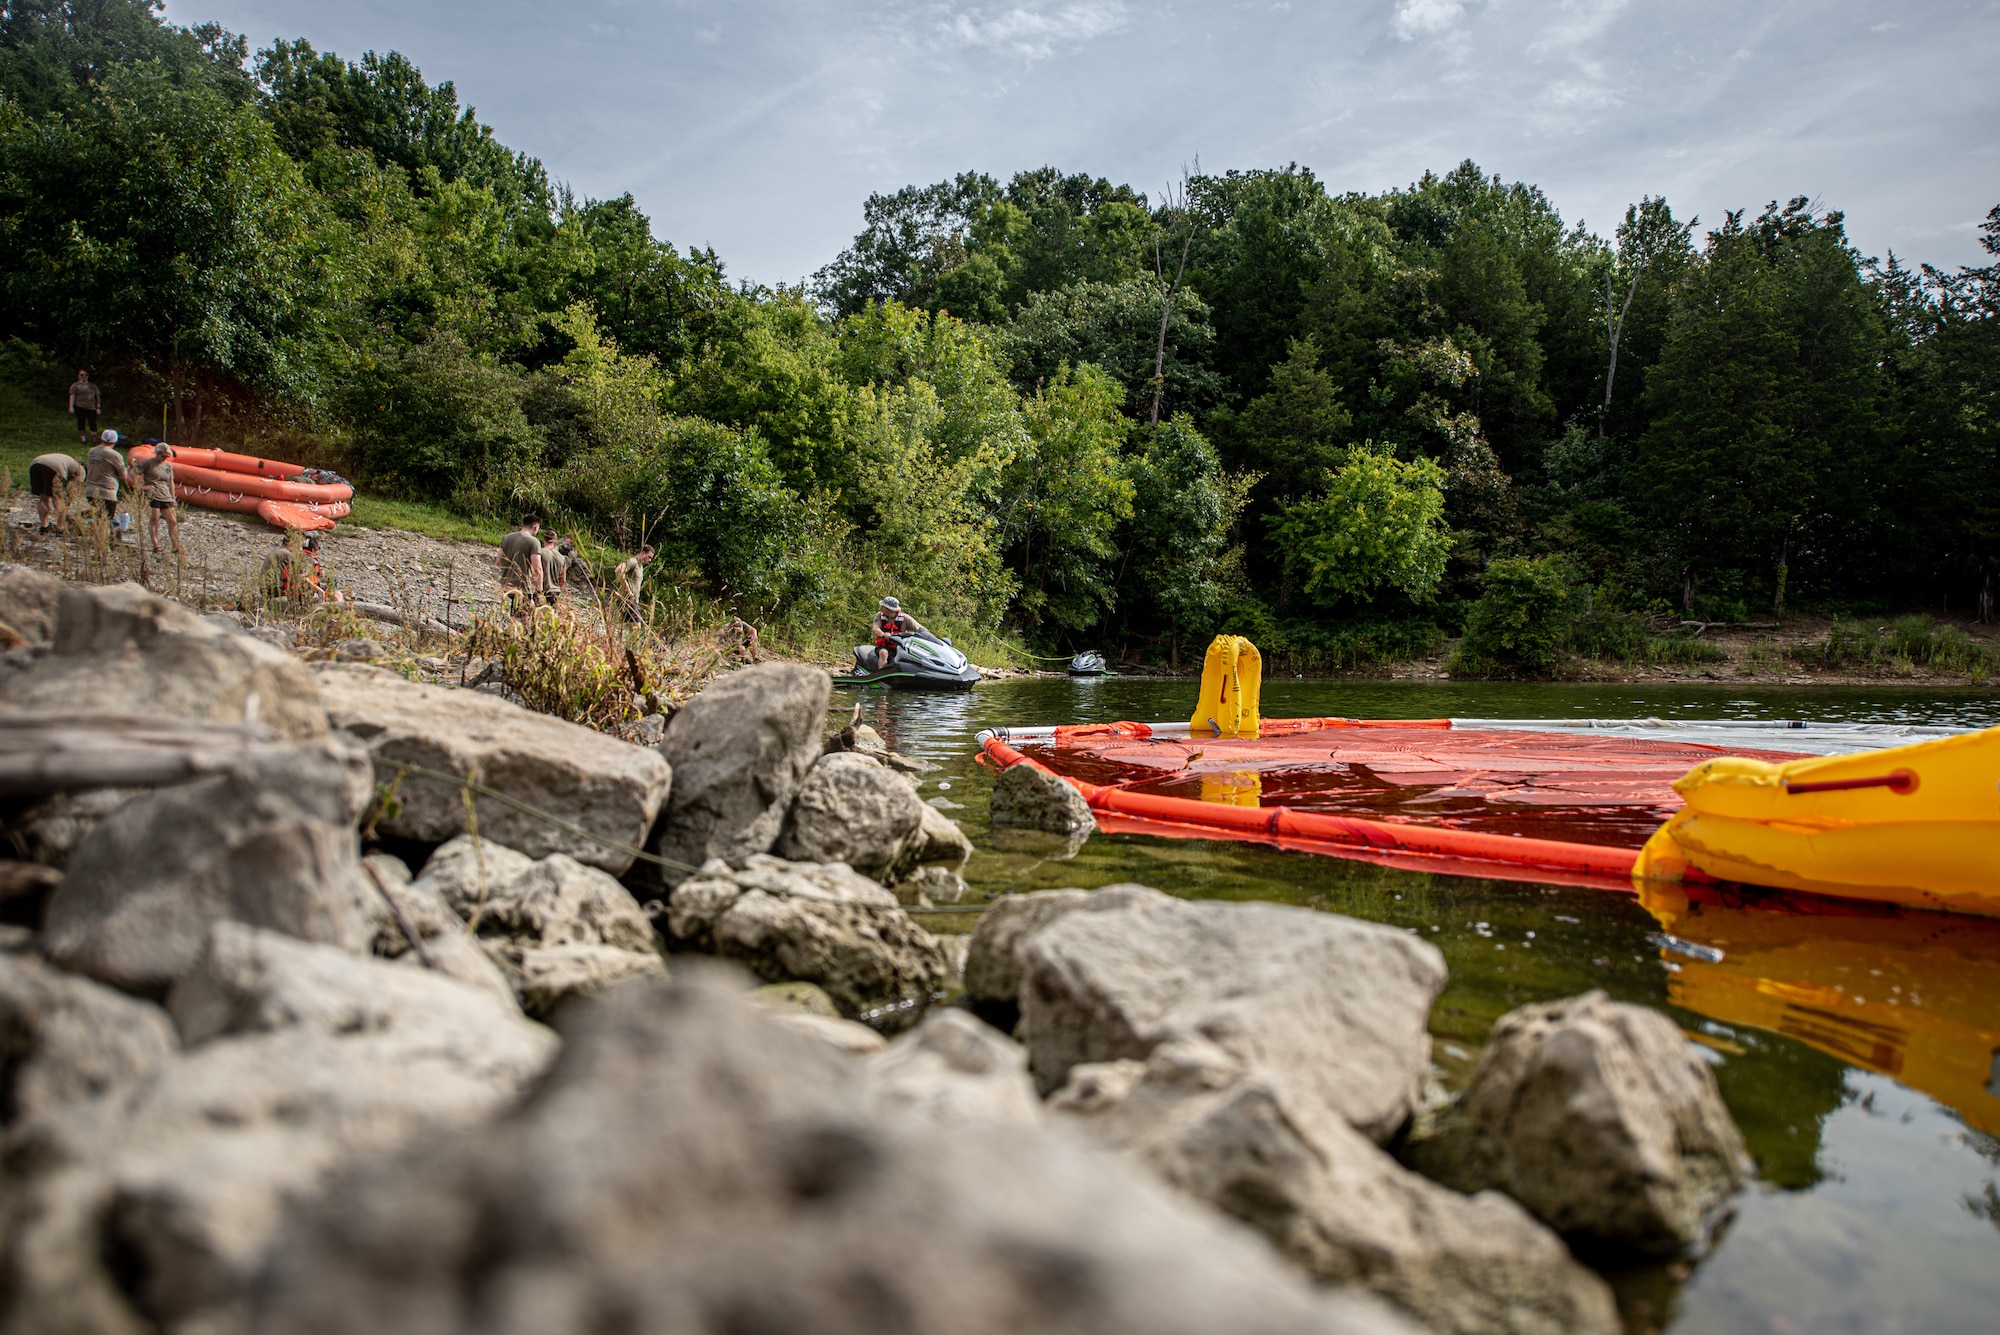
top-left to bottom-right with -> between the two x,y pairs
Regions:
843,677 -> 2000,1335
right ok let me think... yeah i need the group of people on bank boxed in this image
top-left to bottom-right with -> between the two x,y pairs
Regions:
38,371 -> 759,645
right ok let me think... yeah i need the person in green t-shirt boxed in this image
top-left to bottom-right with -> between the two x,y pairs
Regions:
67,371 -> 101,444
497,514 -> 545,613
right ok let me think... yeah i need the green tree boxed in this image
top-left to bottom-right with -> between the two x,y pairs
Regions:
1451,555 -> 1578,677
998,277 -> 1225,419
1001,364 -> 1135,633
0,0 -> 252,117
0,66 -> 335,435
1270,445 -> 1450,608
1116,415 -> 1248,648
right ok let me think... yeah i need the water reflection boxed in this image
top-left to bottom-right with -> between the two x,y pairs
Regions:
1640,881 -> 2000,1135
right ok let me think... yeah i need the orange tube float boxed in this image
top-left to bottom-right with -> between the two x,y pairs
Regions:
981,733 -> 1658,891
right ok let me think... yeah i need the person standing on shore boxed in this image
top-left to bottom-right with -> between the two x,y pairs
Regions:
67,372 -> 100,445
539,535 -> 575,603
134,441 -> 181,555
613,545 -> 653,621
497,514 -> 544,613
82,430 -> 131,525
27,451 -> 83,532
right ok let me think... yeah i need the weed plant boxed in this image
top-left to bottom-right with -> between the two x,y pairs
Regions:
1787,616 -> 1995,677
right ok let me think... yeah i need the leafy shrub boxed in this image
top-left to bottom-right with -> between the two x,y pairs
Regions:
1449,556 -> 1577,677
1788,616 -> 1995,674
1271,445 -> 1450,608
344,333 -> 541,502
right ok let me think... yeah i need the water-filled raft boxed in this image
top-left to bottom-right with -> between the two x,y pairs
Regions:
979,716 -> 2000,916
127,444 -> 353,531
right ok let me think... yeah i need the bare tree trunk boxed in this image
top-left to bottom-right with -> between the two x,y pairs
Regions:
1150,226 -> 1192,425
1600,262 -> 1644,439
1772,530 -> 1789,614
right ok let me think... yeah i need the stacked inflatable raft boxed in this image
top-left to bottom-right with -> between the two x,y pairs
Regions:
127,445 -> 353,532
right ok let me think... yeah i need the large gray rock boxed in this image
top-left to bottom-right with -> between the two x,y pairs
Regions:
0,950 -> 177,1125
777,750 -> 926,880
357,854 -> 519,1007
650,663 -> 830,885
962,884 -> 1167,1005
0,581 -> 327,739
1020,895 -> 1446,1143
666,854 -> 947,1028
0,924 -> 556,1335
1051,1041 -> 1621,1335
898,800 -> 973,874
41,742 -> 377,995
1410,990 -> 1751,1257
989,761 -> 1095,835
0,564 -> 63,649
412,836 -> 664,1016
317,664 -> 671,875
252,969 -> 1416,1335
866,1009 -> 1042,1128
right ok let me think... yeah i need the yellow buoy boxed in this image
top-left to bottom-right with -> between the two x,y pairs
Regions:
1189,636 -> 1261,739
1633,726 -> 2000,917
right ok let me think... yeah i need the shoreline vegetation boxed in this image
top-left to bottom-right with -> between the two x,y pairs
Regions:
3,3 -> 1996,690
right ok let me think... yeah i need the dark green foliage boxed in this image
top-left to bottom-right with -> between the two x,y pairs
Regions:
1787,617 -> 1996,675
1450,555 -> 1578,677
342,333 -> 540,502
6,0 -> 1997,665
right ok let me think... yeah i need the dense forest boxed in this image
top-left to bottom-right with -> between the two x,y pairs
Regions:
2,1 -> 1996,670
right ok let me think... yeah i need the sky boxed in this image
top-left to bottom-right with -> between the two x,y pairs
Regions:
167,1 -> 2000,287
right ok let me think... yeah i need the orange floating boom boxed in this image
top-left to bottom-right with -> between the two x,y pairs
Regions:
980,732 -> 1664,891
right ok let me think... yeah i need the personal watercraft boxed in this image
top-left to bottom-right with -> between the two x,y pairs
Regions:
834,628 -> 981,690
1068,650 -> 1107,676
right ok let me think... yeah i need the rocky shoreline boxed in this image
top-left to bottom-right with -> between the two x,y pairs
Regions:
0,566 -> 1752,1334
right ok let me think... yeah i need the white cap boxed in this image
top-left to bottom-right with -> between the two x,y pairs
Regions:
100,429 -> 118,444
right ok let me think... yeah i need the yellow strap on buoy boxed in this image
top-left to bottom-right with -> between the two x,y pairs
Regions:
1189,635 -> 1262,739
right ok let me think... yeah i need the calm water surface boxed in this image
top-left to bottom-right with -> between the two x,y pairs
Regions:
845,678 -> 2000,1335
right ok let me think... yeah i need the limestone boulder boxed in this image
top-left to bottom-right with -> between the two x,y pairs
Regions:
649,663 -> 830,885
962,884 -> 1168,1007
665,853 -> 947,1028
0,949 -> 177,1125
41,741 -> 377,995
989,761 -> 1095,835
252,969 -> 1416,1335
898,800 -> 973,874
0,924 -> 555,1335
359,854 -> 520,1008
412,836 -> 664,1016
897,863 -> 972,906
776,750 -> 926,880
1410,990 -> 1751,1257
0,564 -> 63,649
1019,895 -> 1446,1142
0,581 -> 327,739
317,664 -> 671,875
1051,1041 -> 1620,1335
866,1009 -> 1042,1128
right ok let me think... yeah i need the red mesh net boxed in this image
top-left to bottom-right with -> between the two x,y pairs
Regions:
1026,724 -> 1808,850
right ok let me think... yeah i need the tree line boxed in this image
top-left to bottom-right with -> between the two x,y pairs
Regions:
2,1 -> 1995,665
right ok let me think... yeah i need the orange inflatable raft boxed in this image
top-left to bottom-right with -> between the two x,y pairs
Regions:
128,445 -> 353,531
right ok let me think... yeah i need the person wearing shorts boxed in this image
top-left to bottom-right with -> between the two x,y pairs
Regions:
28,452 -> 83,532
135,441 -> 180,555
83,430 -> 130,525
68,372 -> 100,445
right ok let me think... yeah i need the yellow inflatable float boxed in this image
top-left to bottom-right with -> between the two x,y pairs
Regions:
1634,726 -> 2000,917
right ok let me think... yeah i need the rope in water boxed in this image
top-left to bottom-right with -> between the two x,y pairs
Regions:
384,762 -> 992,914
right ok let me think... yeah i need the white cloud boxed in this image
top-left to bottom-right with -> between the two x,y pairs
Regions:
1394,0 -> 1470,41
935,2 -> 1129,61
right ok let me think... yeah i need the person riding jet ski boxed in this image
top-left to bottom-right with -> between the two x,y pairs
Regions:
871,596 -> 929,670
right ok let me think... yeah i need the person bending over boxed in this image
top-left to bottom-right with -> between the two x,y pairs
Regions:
613,545 -> 654,622
871,596 -> 927,670
28,451 -> 83,532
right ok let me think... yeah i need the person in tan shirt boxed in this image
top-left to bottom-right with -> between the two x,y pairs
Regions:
497,514 -> 544,613
134,441 -> 180,555
28,452 -> 84,532
67,371 -> 100,444
82,430 -> 131,524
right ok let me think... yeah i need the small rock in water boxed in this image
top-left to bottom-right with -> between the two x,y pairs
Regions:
988,763 -> 1095,836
